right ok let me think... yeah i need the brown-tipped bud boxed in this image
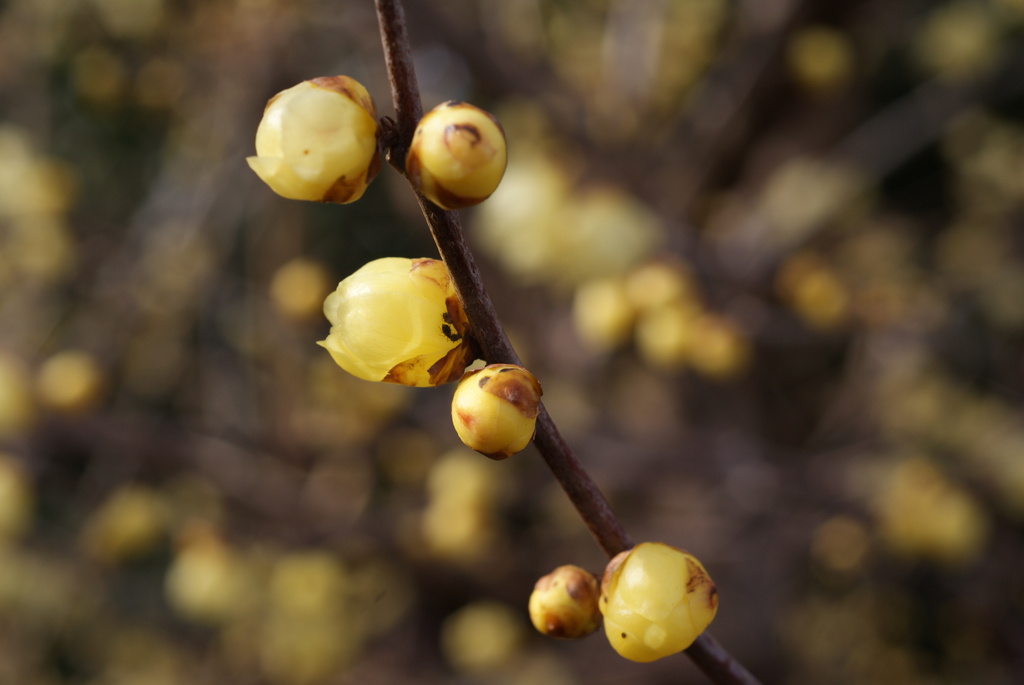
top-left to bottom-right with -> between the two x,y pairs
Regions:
451,364 -> 542,459
247,76 -> 381,204
406,101 -> 507,209
319,257 -> 477,387
528,565 -> 602,639
598,542 -> 718,663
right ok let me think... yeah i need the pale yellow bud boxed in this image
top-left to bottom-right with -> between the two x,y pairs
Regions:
451,364 -> 542,459
426,448 -> 502,507
914,2 -> 1000,82
269,258 -> 332,322
635,302 -> 701,370
572,277 -> 635,351
873,458 -> 989,565
247,76 -> 380,203
441,601 -> 525,674
36,350 -> 106,415
786,27 -> 855,95
776,252 -> 849,330
528,565 -> 602,639
598,542 -> 718,663
268,551 -> 347,618
688,314 -> 751,380
165,526 -> 246,623
318,257 -> 476,387
624,260 -> 697,313
421,499 -> 495,561
406,101 -> 507,209
81,485 -> 167,563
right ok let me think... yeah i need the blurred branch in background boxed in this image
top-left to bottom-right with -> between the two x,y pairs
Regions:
0,1 -> 1023,684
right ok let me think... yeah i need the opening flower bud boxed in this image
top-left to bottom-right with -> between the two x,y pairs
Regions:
247,75 -> 381,203
528,565 -> 602,639
598,542 -> 718,663
451,364 -> 542,459
406,101 -> 507,209
318,257 -> 477,387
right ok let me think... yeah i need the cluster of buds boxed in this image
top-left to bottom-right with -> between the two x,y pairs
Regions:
250,75 -> 720,671
249,77 -> 505,210
526,543 -> 718,663
315,256 -> 541,458
250,77 -> 525,450
573,259 -> 751,380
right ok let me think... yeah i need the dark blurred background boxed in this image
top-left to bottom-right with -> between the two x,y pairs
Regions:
1,0 -> 1023,683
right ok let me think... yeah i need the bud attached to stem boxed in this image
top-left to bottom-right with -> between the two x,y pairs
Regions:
248,76 -> 381,203
319,257 -> 476,387
529,565 -> 602,639
451,364 -> 542,459
406,101 -> 507,209
599,542 -> 718,663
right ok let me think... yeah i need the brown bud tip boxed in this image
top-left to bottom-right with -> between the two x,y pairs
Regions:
528,565 -> 602,640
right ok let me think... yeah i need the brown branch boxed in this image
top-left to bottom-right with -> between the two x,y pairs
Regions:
373,1 -> 761,683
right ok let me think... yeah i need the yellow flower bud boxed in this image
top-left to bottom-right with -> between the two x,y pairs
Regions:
406,101 -> 507,209
598,542 -> 718,663
80,485 -> 167,563
318,257 -> 476,387
528,565 -> 602,639
247,76 -> 380,203
165,526 -> 247,624
267,551 -> 347,618
872,458 -> 989,565
441,601 -> 525,674
36,350 -> 106,415
776,252 -> 849,330
269,258 -> 332,322
451,364 -> 542,459
688,314 -> 751,380
786,26 -> 855,95
572,277 -> 635,352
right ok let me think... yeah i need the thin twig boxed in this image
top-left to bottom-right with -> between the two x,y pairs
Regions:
373,1 -> 762,683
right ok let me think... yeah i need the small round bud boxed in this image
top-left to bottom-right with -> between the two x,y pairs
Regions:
528,565 -> 602,639
872,458 -> 988,565
35,350 -> 106,415
625,260 -> 698,313
598,542 -> 718,663
776,252 -> 849,330
420,449 -> 504,561
165,526 -> 246,624
572,277 -> 635,352
451,364 -> 542,459
80,485 -> 167,563
269,258 -> 332,322
267,551 -> 347,618
786,26 -> 855,95
441,601 -> 525,674
688,314 -> 751,380
635,301 -> 701,370
247,76 -> 381,203
406,101 -> 507,209
318,257 -> 476,387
